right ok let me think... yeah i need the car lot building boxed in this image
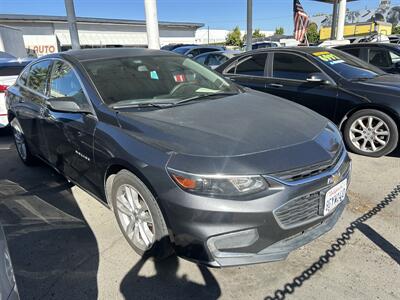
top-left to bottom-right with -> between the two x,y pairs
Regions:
0,14 -> 204,57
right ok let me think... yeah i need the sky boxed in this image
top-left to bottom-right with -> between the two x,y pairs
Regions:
0,0 -> 399,33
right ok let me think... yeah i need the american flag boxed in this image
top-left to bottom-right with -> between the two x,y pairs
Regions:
293,0 -> 309,42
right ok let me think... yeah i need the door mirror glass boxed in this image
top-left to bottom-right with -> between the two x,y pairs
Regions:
46,97 -> 83,112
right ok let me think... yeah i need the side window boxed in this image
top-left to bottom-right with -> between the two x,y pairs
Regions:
18,67 -> 30,86
368,48 -> 391,68
195,54 -> 207,65
188,49 -> 201,57
342,48 -> 361,58
273,53 -> 321,81
389,50 -> 400,64
235,54 -> 268,76
49,61 -> 90,110
27,60 -> 52,94
206,54 -> 225,66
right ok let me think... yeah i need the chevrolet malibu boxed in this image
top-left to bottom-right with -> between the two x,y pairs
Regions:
5,48 -> 351,267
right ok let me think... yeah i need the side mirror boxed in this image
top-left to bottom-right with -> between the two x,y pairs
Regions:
187,53 -> 194,58
306,74 -> 331,85
46,97 -> 89,113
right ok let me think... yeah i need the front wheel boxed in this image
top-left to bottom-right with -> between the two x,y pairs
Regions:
110,170 -> 173,259
344,109 -> 398,157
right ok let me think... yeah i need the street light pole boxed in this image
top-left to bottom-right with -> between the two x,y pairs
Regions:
64,0 -> 80,50
144,0 -> 160,49
246,0 -> 253,51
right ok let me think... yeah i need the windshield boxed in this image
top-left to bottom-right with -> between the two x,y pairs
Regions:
83,55 -> 239,107
312,49 -> 385,80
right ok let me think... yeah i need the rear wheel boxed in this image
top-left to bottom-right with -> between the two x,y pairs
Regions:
344,109 -> 398,157
110,170 -> 173,259
10,119 -> 36,165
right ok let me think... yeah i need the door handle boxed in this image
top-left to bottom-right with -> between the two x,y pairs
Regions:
268,83 -> 283,88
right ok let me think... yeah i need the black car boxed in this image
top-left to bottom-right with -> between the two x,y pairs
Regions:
216,47 -> 400,157
6,48 -> 350,267
336,43 -> 400,74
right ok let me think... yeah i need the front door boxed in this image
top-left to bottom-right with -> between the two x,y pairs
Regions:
264,52 -> 338,121
224,53 -> 269,92
41,60 -> 98,194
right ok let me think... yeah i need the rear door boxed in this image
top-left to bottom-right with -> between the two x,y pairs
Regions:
41,59 -> 97,193
223,53 -> 269,91
263,52 -> 338,120
15,60 -> 52,157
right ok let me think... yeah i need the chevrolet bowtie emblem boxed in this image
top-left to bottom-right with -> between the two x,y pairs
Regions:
328,172 -> 341,185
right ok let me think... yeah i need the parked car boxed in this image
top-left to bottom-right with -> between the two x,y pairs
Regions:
216,47 -> 400,157
160,44 -> 196,51
194,50 -> 241,69
336,43 -> 400,74
172,45 -> 224,57
0,58 -> 33,129
251,41 -> 281,50
0,226 -> 19,300
6,48 -> 350,267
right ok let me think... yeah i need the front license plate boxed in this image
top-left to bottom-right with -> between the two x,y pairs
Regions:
324,179 -> 347,216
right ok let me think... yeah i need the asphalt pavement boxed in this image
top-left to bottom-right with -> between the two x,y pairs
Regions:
0,129 -> 399,300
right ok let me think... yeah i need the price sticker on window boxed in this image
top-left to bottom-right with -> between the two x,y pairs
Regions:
313,51 -> 345,65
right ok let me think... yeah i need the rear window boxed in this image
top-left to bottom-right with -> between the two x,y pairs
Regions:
0,65 -> 25,76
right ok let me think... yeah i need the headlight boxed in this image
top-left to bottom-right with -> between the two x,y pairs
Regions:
168,169 -> 268,197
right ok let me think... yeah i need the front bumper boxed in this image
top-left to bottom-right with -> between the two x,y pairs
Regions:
160,152 -> 351,267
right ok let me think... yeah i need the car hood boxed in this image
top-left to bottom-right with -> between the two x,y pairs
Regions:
116,91 -> 342,174
349,74 -> 400,96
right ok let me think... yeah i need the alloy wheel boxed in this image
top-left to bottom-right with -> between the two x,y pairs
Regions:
115,184 -> 155,250
13,127 -> 27,161
349,115 -> 390,153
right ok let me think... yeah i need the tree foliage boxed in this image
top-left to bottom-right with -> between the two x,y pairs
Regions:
306,23 -> 320,44
393,26 -> 400,34
242,28 -> 266,43
226,26 -> 243,47
275,27 -> 284,35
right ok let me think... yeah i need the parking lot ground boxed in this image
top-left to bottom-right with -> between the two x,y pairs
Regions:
0,130 -> 399,300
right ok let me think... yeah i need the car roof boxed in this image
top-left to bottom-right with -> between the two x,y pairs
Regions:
174,45 -> 222,51
336,43 -> 400,49
237,46 -> 331,55
46,48 -> 178,62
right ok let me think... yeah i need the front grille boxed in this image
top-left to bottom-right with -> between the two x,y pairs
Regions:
274,191 -> 322,229
272,147 -> 343,182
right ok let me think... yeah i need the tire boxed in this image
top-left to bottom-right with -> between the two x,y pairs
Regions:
344,109 -> 398,157
10,119 -> 37,165
110,169 -> 173,260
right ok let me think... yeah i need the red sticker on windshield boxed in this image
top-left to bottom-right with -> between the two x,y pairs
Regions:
174,74 -> 186,82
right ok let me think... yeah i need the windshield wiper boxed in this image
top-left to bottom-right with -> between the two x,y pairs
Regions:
175,92 -> 239,105
111,102 -> 176,109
